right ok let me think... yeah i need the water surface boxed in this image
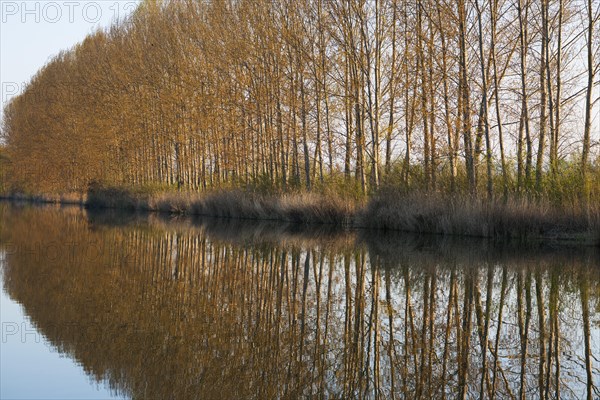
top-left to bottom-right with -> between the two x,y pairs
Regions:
0,203 -> 598,399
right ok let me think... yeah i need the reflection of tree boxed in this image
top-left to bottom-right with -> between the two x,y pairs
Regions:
517,268 -> 532,400
580,274 -> 594,400
0,205 -> 598,399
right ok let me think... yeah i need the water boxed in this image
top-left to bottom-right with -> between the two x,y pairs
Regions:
0,203 -> 598,399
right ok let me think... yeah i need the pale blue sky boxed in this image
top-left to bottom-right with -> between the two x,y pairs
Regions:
1,0 -> 140,116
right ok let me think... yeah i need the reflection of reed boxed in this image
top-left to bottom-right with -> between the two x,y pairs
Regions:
1,205 -> 599,399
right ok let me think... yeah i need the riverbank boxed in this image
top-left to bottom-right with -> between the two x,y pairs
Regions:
2,188 -> 599,244
0,192 -> 87,206
86,187 -> 357,227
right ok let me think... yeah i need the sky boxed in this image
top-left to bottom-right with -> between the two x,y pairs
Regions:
1,0 -> 140,118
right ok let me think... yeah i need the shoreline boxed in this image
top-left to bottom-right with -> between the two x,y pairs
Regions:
2,189 -> 599,246
0,192 -> 87,206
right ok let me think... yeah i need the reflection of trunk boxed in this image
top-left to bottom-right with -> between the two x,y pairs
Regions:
441,268 -> 457,400
417,270 -> 430,398
552,272 -> 560,399
490,266 -> 507,400
544,270 -> 558,399
321,254 -> 334,394
171,232 -> 179,279
478,266 -> 494,399
312,252 -> 323,388
517,270 -> 532,400
427,271 -> 437,397
535,272 -> 546,399
370,263 -> 381,399
275,249 -> 286,370
385,269 -> 396,398
458,270 -> 474,400
580,276 -> 593,400
402,265 -> 418,394
453,267 -> 463,388
289,250 -> 301,376
355,252 -> 366,395
343,254 -> 352,396
401,265 -> 409,393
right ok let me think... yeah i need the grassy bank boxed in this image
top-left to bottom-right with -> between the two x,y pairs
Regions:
3,186 -> 599,244
0,192 -> 87,206
86,186 -> 357,227
365,191 -> 600,243
85,186 -> 600,244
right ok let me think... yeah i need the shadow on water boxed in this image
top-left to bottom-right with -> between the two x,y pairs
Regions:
1,203 -> 599,399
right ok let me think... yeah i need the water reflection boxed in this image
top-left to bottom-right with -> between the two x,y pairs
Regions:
0,204 -> 599,399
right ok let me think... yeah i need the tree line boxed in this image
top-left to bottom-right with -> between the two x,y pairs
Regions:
1,0 -> 599,199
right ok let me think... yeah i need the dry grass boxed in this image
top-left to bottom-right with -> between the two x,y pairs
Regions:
362,191 -> 600,243
87,188 -> 357,227
190,190 -> 356,226
0,192 -> 86,205
45,186 -> 600,244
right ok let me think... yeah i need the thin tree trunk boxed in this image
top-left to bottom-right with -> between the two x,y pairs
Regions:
476,0 -> 493,198
517,0 -> 533,191
581,0 -> 594,183
490,0 -> 507,196
459,0 -> 476,194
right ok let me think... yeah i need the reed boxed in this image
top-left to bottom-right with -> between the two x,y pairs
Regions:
87,187 -> 358,227
362,191 -> 600,242
79,185 -> 600,243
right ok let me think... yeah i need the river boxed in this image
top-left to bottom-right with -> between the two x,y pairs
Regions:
0,203 -> 598,399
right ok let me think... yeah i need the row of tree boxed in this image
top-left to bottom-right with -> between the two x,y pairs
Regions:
1,0 -> 599,197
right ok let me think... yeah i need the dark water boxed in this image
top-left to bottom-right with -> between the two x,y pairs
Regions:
0,203 -> 598,400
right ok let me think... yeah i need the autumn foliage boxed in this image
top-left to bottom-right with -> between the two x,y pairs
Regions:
1,0 -> 598,204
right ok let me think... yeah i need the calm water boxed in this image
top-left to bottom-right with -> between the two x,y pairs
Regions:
0,203 -> 598,399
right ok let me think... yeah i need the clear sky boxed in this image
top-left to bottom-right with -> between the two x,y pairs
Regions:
1,0 -> 140,117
